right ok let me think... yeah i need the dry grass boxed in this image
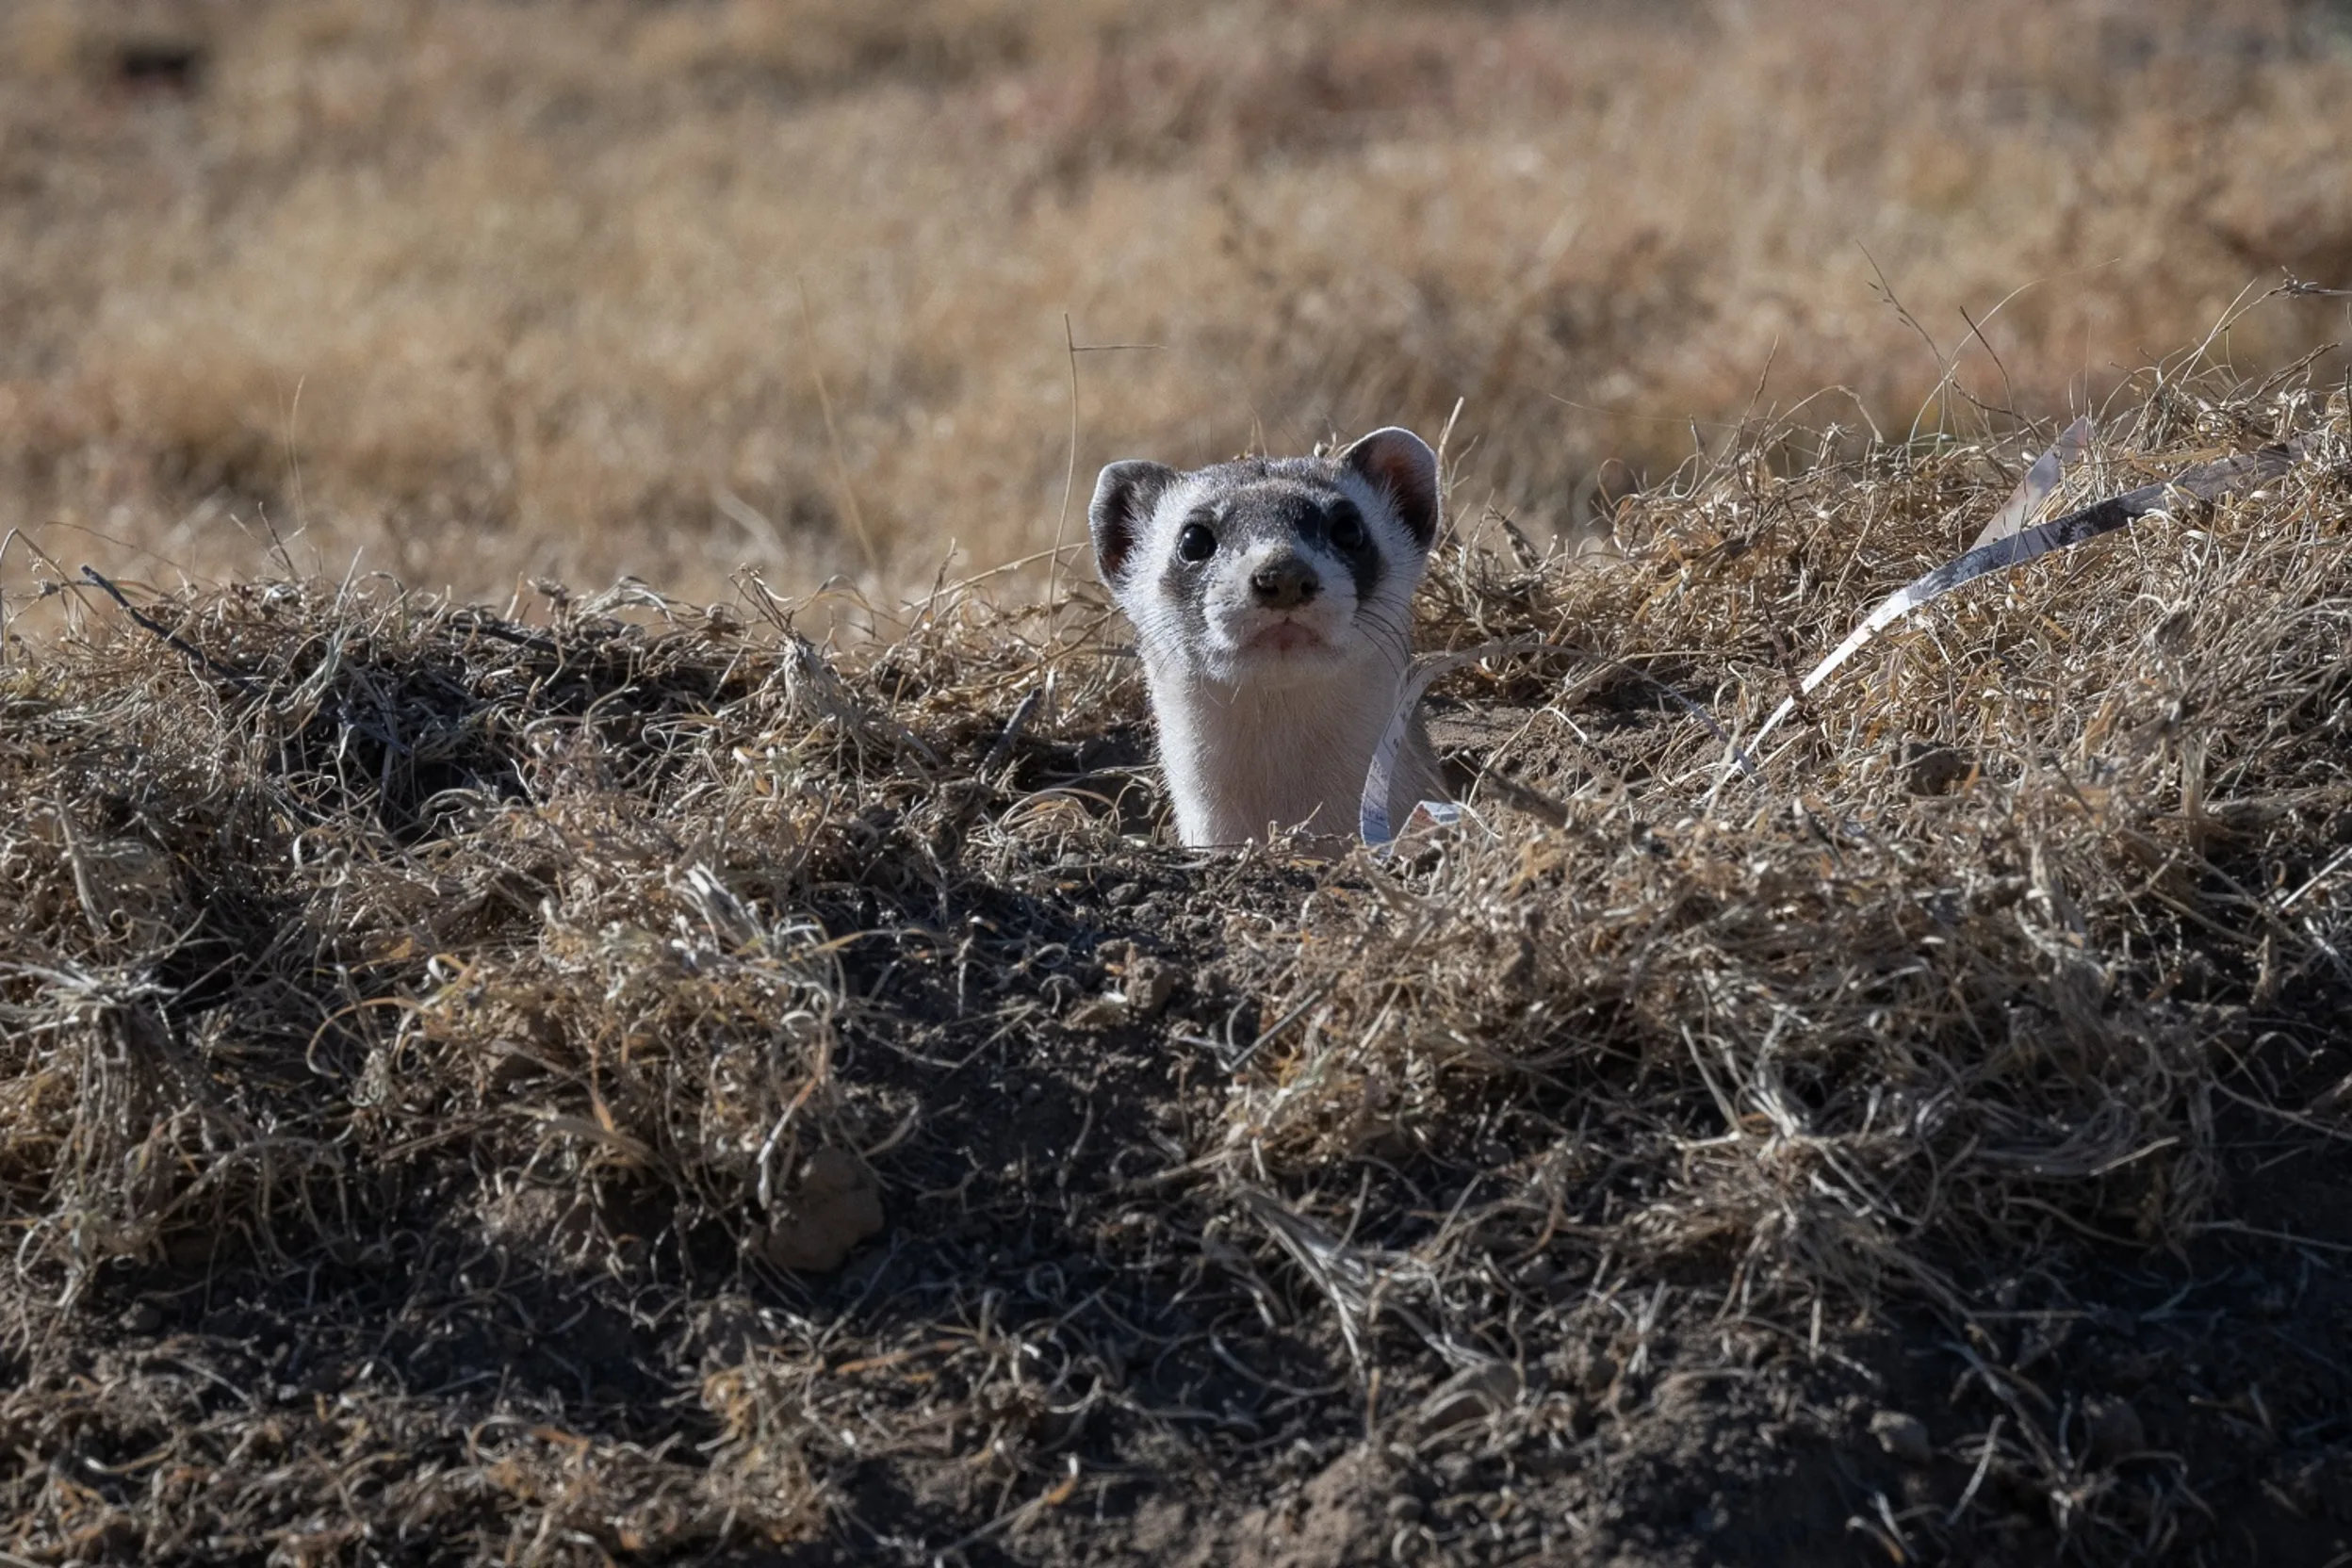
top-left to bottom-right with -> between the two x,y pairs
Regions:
1,360 -> 2347,1562
4,0 -> 2350,606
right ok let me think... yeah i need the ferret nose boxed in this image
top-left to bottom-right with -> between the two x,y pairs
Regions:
1249,556 -> 1320,610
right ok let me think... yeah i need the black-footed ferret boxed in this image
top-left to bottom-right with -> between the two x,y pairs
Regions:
1087,428 -> 1446,846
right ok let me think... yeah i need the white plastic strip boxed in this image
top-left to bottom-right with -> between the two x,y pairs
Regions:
1724,431 -> 2304,777
1971,415 -> 2091,550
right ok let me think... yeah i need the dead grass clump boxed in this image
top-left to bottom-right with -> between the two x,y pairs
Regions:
0,613 -> 883,1551
1230,379 -> 2349,1298
1,368 -> 2348,1560
0,547 -> 1184,1556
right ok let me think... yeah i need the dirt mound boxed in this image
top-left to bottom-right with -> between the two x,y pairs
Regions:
2,372 -> 2349,1564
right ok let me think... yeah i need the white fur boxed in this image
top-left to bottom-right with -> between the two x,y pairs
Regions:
1148,660 -> 1442,844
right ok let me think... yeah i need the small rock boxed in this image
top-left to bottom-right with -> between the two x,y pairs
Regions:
759,1148 -> 884,1273
1870,1409 -> 1934,1467
1106,881 -> 1142,907
2081,1395 -> 2144,1464
1384,1494 -> 1425,1524
1123,960 -> 1178,1019
120,1302 -> 163,1335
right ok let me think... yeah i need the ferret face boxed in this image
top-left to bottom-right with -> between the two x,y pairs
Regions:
1088,428 -> 1440,689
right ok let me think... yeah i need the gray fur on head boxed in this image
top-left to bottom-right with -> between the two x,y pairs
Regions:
1088,427 -> 1446,845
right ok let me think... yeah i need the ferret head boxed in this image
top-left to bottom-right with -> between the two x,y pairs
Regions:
1087,427 -> 1439,689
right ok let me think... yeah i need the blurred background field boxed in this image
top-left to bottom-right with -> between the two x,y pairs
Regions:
4,0 -> 2349,606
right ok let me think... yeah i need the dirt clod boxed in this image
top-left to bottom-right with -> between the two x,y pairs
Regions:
760,1149 -> 886,1274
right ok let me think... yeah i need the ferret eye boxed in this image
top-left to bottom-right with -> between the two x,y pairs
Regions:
1328,502 -> 1367,552
1177,521 -> 1218,562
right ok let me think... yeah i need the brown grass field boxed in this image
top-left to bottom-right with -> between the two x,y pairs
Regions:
4,0 -> 2350,602
4,3 -> 2352,1566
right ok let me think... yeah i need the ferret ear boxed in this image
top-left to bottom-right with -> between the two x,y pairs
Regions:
1088,460 -> 1178,587
1338,427 -> 1439,551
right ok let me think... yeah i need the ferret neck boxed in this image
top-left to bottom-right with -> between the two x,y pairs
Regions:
1149,661 -> 1407,844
